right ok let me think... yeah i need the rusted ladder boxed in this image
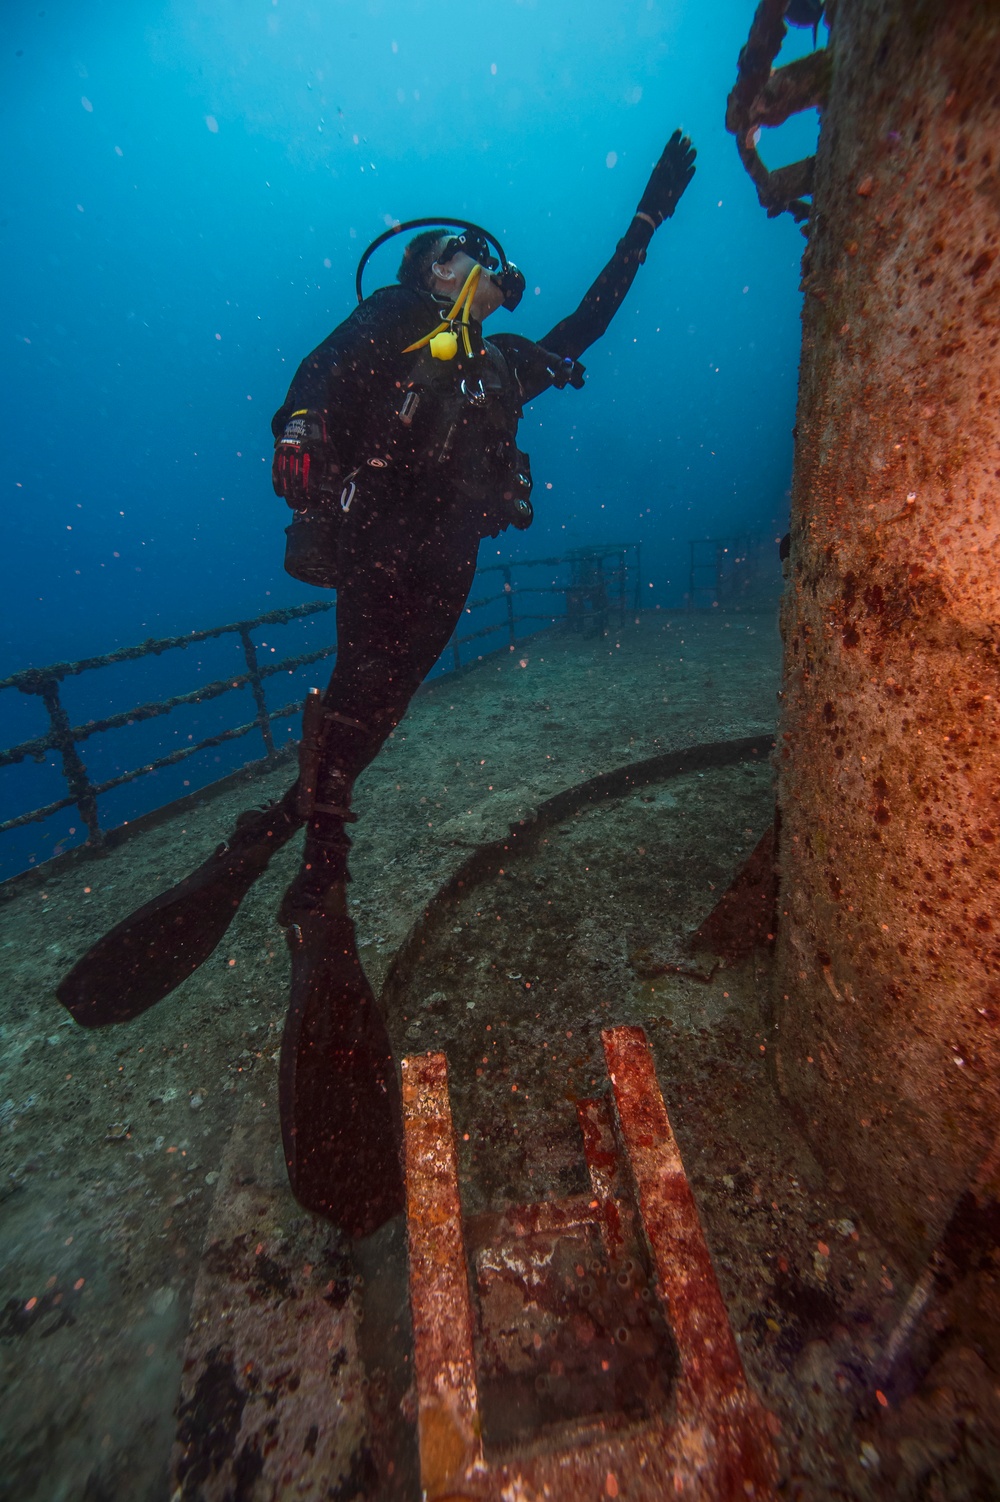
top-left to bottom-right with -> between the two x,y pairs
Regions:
403,1025 -> 778,1501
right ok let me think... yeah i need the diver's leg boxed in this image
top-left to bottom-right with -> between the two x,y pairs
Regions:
281,486 -> 481,918
278,488 -> 481,1234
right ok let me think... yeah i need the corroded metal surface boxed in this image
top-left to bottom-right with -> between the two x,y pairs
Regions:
402,1032 -> 777,1500
773,0 -> 1000,1269
401,1053 -> 484,1499
465,1170 -> 677,1459
604,1026 -> 778,1498
169,1082 -> 368,1501
725,0 -> 830,222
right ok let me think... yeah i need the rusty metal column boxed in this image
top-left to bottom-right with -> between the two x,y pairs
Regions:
401,1054 -> 483,1499
774,0 -> 1000,1266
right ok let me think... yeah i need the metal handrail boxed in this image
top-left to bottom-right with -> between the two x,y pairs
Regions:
0,597 -> 338,693
685,532 -> 779,611
1,544 -> 640,855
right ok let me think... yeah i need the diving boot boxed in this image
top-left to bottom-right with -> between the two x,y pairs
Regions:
57,793 -> 302,1028
278,728 -> 357,925
280,905 -> 404,1239
278,821 -> 353,926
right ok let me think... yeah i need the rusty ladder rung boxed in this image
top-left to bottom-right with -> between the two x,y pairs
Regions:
401,1024 -> 778,1501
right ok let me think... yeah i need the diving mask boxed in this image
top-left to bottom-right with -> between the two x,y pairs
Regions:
356,216 -> 526,311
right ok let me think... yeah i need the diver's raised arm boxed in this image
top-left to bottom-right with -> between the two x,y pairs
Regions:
538,129 -> 696,364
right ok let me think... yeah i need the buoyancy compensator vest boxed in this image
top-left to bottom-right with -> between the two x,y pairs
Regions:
390,336 -> 533,535
276,272 -> 537,588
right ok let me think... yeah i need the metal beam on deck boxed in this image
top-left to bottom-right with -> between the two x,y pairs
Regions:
401,1027 -> 778,1500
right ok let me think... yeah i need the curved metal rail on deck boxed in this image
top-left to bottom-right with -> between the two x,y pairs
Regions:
381,731 -> 776,1016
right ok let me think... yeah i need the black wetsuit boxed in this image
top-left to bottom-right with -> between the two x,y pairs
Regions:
272,217 -> 657,897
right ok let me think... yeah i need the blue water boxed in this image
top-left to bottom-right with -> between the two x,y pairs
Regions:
1,0 -> 821,873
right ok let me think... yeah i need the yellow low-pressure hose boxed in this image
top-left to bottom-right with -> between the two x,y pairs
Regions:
458,266 -> 477,358
403,263 -> 482,360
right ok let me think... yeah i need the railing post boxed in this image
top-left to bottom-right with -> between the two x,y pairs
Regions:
28,675 -> 103,846
595,554 -> 608,638
239,626 -> 276,757
502,566 -> 516,650
566,554 -> 582,633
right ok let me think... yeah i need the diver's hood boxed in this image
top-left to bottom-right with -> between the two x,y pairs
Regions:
356,217 -> 525,311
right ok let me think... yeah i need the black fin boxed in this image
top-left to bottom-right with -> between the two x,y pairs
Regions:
280,911 -> 404,1239
56,799 -> 299,1027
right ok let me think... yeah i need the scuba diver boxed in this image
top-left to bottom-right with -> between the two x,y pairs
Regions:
57,130 -> 696,1237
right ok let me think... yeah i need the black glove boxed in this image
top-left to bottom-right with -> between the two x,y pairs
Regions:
272,410 -> 341,509
636,129 -> 696,228
541,350 -> 586,391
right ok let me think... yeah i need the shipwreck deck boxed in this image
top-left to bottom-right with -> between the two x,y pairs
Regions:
1,613 -> 922,1501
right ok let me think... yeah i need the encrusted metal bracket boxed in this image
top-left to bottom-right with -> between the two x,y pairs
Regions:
726,0 -> 832,224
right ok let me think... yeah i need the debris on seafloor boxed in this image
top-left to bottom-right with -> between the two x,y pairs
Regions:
689,822 -> 778,964
628,946 -> 719,984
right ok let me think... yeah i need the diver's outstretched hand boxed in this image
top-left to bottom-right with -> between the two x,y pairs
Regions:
636,129 -> 696,226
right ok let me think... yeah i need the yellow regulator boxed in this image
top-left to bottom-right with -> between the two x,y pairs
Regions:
429,329 -> 459,360
404,263 -> 482,362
